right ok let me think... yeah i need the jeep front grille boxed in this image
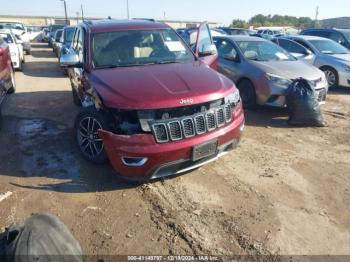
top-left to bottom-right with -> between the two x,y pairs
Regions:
151,103 -> 234,143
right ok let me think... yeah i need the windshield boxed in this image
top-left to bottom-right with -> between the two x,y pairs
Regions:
340,31 -> 350,42
0,23 -> 25,31
309,39 -> 349,54
55,30 -> 63,40
64,28 -> 75,43
92,28 -> 195,69
0,33 -> 14,43
50,25 -> 64,32
237,40 -> 295,61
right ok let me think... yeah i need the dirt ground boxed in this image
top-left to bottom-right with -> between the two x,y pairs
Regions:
0,43 -> 350,257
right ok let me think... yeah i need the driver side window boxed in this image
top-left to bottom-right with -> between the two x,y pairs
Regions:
216,40 -> 237,58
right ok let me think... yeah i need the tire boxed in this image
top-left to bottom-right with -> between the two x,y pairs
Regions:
74,107 -> 112,164
72,88 -> 82,107
7,70 -> 16,94
321,66 -> 338,89
237,79 -> 256,109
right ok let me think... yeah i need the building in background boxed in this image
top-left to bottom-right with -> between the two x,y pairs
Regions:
321,17 -> 350,29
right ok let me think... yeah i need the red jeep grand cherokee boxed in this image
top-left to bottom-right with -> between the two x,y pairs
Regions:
60,20 -> 245,181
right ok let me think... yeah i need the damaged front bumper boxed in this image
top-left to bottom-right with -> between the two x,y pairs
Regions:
98,108 -> 245,181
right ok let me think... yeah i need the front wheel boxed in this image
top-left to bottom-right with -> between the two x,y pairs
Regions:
237,79 -> 256,109
321,67 -> 338,89
75,108 -> 111,164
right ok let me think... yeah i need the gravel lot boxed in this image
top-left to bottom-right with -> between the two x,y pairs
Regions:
0,43 -> 350,256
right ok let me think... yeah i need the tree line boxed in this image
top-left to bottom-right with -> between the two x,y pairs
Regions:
231,14 -> 317,29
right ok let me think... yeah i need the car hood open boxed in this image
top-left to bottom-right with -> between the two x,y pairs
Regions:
252,60 -> 323,80
89,61 -> 235,110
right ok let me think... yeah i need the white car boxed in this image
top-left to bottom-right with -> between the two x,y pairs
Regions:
0,29 -> 25,70
0,22 -> 31,54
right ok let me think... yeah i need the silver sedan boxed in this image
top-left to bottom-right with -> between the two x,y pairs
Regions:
276,35 -> 350,89
213,36 -> 328,108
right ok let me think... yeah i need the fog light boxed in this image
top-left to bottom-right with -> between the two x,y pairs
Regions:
121,157 -> 148,167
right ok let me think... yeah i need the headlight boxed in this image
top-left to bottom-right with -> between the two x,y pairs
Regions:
225,89 -> 240,104
342,65 -> 350,71
266,73 -> 292,87
10,52 -> 18,57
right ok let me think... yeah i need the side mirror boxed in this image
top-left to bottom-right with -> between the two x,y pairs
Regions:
60,52 -> 82,68
303,49 -> 313,55
198,43 -> 217,57
223,54 -> 240,62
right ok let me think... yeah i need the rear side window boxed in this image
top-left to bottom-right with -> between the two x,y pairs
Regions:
329,32 -> 346,44
294,39 -> 313,51
309,30 -> 330,38
279,39 -> 306,53
215,39 -> 237,58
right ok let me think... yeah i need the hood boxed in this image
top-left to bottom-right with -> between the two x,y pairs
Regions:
252,60 -> 323,80
89,61 -> 235,110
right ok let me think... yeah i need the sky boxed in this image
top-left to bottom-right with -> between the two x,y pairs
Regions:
1,0 -> 349,25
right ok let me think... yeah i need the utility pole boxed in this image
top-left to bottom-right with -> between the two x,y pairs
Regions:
315,6 -> 319,27
126,0 -> 130,19
81,4 -> 84,21
60,0 -> 68,25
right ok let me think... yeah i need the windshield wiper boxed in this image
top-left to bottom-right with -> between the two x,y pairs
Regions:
97,63 -> 153,69
155,60 -> 180,64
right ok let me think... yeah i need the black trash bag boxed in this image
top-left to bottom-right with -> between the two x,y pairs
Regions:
0,213 -> 83,262
286,78 -> 326,127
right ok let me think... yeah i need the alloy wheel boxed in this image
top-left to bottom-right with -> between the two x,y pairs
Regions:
324,70 -> 336,87
77,116 -> 104,158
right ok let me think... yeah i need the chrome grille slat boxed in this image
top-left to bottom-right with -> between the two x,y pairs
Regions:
181,118 -> 195,138
167,121 -> 183,141
152,103 -> 235,144
194,114 -> 206,135
152,123 -> 169,143
206,112 -> 216,131
216,108 -> 225,127
224,104 -> 232,123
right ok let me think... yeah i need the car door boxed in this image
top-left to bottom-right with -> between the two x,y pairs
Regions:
214,38 -> 242,82
193,23 -> 218,70
70,27 -> 84,94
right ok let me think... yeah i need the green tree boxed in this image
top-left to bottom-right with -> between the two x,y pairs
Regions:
230,19 -> 249,29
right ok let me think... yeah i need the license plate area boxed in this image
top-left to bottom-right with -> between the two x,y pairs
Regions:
192,140 -> 218,161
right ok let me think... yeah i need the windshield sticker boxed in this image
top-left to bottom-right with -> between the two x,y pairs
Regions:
165,41 -> 186,52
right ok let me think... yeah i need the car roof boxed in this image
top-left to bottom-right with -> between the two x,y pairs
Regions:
290,35 -> 331,41
83,19 -> 169,33
214,35 -> 266,42
303,28 -> 350,33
